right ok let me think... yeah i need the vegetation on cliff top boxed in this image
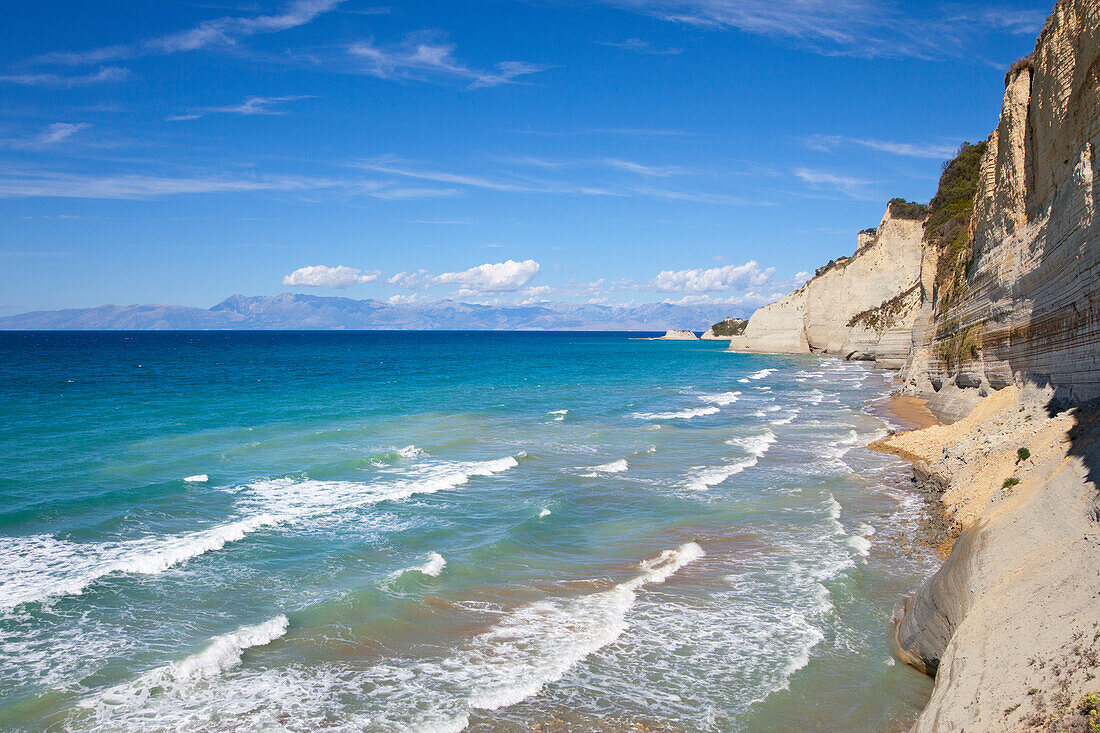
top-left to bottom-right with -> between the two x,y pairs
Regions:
888,197 -> 930,221
708,317 -> 747,336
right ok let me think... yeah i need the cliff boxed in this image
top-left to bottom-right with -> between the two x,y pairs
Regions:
900,0 -> 1100,420
881,3 -> 1100,730
728,202 -> 925,368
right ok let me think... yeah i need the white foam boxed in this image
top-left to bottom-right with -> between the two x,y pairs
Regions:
699,391 -> 741,406
396,445 -> 425,459
631,406 -> 719,420
78,616 -> 288,719
685,458 -> 758,491
538,508 -> 551,518
457,542 -> 704,711
392,552 -> 447,579
748,369 -> 777,380
591,459 -> 628,473
738,378 -> 750,383
183,474 -> 208,483
548,409 -> 568,421
1,455 -> 520,610
725,429 -> 777,458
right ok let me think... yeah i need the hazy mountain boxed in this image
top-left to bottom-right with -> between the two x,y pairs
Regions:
0,293 -> 748,331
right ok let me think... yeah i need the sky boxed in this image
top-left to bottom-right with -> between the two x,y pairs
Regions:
0,0 -> 1052,314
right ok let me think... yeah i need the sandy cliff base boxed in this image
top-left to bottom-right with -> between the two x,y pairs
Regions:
874,386 -> 1100,732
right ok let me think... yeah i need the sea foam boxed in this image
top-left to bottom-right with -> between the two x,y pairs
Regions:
631,406 -> 719,420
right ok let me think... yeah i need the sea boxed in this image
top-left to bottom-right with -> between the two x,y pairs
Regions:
0,331 -> 939,732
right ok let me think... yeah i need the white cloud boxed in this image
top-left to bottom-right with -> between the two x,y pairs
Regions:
387,270 -> 431,288
168,95 -> 312,121
436,259 -> 540,293
0,169 -> 458,200
597,38 -> 682,55
282,264 -> 379,289
794,168 -> 876,198
598,0 -> 1035,59
34,0 -> 342,65
348,33 -> 547,89
802,134 -> 957,160
0,67 -> 128,87
601,158 -> 686,177
650,261 -> 775,292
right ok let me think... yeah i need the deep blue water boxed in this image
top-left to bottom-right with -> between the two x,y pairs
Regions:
0,331 -> 935,732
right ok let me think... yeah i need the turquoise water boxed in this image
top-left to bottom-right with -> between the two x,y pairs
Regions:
0,331 -> 936,732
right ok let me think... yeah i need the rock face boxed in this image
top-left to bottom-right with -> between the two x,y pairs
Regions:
657,329 -> 699,340
729,204 -> 925,367
877,386 -> 1100,733
901,0 -> 1100,413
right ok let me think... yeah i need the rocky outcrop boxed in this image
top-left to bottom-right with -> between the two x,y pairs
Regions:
658,330 -> 699,340
900,0 -> 1100,415
877,386 -> 1100,732
701,317 -> 747,340
729,204 -> 925,367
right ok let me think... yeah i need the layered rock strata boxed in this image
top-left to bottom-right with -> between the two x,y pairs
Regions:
729,205 -> 924,367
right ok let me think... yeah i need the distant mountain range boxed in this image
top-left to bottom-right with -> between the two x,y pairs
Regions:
0,293 -> 749,331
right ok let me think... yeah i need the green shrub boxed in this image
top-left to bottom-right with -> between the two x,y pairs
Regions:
1003,477 -> 1020,489
860,227 -> 877,236
709,318 -> 748,337
888,198 -> 930,221
925,141 -> 988,308
1017,447 -> 1031,463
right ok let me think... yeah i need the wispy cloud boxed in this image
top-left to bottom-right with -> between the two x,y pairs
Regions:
597,0 -> 1044,59
0,168 -> 455,200
794,167 -> 876,198
601,158 -> 688,177
348,33 -> 548,89
597,38 -> 682,54
0,67 -> 129,87
801,134 -> 958,159
33,0 -> 343,65
37,123 -> 91,145
358,157 -> 535,192
168,95 -> 313,121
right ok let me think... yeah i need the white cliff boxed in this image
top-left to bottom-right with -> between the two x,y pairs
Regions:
729,203 -> 925,367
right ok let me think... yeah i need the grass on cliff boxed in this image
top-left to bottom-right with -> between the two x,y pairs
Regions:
847,283 -> 920,331
926,140 -> 988,311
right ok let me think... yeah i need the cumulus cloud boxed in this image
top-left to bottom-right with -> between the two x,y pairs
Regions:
436,259 -> 540,292
282,264 -> 379,288
649,261 -> 775,292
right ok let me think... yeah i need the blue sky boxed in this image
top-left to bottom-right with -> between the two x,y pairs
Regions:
0,0 -> 1050,313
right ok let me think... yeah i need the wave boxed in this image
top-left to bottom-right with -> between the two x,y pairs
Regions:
391,552 -> 447,579
592,459 -> 628,473
538,508 -> 551,518
183,474 -> 208,483
748,369 -> 777,380
547,409 -> 568,422
631,406 -> 719,420
1,455 -> 520,610
699,391 -> 741,406
77,616 -> 288,722
725,429 -> 777,458
455,542 -> 704,712
685,458 -> 758,491
770,408 -> 801,426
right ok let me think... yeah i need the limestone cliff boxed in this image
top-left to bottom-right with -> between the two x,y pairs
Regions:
883,3 -> 1100,730
729,203 -> 925,367
900,0 -> 1100,419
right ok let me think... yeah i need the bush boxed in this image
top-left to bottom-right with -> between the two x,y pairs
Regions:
709,318 -> 747,337
1017,447 -> 1031,463
888,198 -> 930,221
1005,53 -> 1034,86
926,141 -> 988,308
1003,477 -> 1020,489
860,227 -> 878,236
